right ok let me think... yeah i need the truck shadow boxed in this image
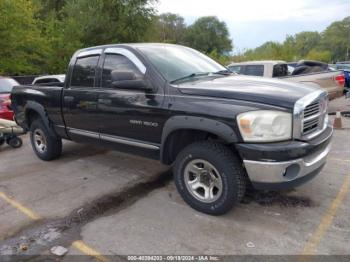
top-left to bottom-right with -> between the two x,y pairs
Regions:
242,188 -> 314,208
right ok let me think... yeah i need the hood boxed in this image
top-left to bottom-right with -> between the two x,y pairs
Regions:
177,75 -> 318,109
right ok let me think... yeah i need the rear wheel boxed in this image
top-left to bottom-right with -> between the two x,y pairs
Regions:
30,119 -> 62,161
174,141 -> 246,215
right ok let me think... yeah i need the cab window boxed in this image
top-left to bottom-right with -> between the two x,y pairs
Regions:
102,54 -> 142,88
71,56 -> 99,87
273,64 -> 289,77
243,65 -> 264,76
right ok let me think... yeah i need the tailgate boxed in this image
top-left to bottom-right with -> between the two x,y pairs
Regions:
280,71 -> 344,98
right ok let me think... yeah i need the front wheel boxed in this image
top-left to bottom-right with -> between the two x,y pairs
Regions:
174,141 -> 246,215
30,119 -> 62,161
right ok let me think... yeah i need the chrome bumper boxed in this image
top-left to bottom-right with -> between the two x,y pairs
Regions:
243,143 -> 331,186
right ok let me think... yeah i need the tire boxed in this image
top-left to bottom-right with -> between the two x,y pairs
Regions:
7,137 -> 23,148
0,138 -> 4,146
174,141 -> 246,215
30,118 -> 62,161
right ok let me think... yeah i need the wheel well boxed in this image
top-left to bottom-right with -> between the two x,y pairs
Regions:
162,129 -> 227,165
26,109 -> 40,128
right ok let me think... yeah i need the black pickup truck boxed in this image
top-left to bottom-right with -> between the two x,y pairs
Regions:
12,44 -> 333,215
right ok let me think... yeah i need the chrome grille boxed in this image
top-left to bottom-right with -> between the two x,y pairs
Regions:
304,101 -> 320,118
303,101 -> 321,134
293,90 -> 328,140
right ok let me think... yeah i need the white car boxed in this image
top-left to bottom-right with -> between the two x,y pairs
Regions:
32,75 -> 65,85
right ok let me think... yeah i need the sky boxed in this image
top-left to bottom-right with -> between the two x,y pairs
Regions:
155,0 -> 350,53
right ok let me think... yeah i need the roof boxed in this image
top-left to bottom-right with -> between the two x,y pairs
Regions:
76,43 -> 191,54
228,60 -> 286,66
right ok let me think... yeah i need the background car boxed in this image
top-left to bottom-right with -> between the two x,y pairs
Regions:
330,64 -> 350,93
227,60 -> 345,99
0,77 -> 19,120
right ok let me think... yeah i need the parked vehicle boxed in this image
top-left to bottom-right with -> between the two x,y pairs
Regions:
0,77 -> 19,120
288,60 -> 329,74
228,60 -> 344,99
329,64 -> 350,89
12,44 -> 333,215
32,74 -> 65,86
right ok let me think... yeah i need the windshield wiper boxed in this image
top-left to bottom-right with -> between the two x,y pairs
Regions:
212,69 -> 233,75
170,72 -> 210,84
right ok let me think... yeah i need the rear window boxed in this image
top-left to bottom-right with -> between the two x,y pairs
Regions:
0,78 -> 19,93
273,64 -> 289,77
71,56 -> 99,87
244,65 -> 264,76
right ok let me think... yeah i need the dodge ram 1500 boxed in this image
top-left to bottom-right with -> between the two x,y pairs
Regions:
12,44 -> 333,215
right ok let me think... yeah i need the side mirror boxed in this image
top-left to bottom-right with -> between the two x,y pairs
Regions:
111,70 -> 137,82
110,70 -> 153,91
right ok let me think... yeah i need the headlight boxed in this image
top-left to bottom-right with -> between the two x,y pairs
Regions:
237,110 -> 292,142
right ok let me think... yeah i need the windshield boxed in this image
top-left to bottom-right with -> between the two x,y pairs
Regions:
0,78 -> 19,93
137,45 -> 226,82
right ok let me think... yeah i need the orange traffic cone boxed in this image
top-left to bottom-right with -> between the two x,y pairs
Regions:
333,110 -> 342,129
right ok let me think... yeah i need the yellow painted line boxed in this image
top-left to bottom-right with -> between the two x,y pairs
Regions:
72,240 -> 110,262
0,191 -> 41,220
301,172 -> 350,255
0,191 -> 108,261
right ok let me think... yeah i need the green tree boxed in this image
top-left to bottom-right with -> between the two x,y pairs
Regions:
244,41 -> 284,61
0,0 -> 49,75
155,13 -> 186,44
293,31 -> 321,57
306,49 -> 332,62
184,16 -> 233,55
321,16 -> 350,61
281,35 -> 297,61
33,0 -> 66,19
37,0 -> 157,73
62,0 -> 156,47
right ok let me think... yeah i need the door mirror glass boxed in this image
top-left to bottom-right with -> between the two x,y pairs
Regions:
111,70 -> 137,82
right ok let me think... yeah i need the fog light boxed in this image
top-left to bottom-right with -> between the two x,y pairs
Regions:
283,164 -> 300,180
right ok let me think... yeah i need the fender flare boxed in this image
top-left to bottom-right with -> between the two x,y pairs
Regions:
160,115 -> 238,161
24,101 -> 52,133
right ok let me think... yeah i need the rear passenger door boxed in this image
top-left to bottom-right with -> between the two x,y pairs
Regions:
63,52 -> 101,141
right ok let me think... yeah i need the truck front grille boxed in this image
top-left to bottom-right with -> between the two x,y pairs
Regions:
302,101 -> 321,134
293,90 -> 328,140
304,101 -> 320,118
301,96 -> 328,138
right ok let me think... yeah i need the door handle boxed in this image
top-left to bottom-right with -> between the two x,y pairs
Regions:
98,98 -> 112,105
64,96 -> 74,103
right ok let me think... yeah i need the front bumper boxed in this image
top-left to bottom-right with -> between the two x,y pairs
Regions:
236,125 -> 333,190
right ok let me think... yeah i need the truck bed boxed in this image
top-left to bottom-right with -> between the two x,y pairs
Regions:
279,70 -> 343,99
11,84 -> 65,130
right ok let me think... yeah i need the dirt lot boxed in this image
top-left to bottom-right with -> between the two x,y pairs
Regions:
0,97 -> 349,260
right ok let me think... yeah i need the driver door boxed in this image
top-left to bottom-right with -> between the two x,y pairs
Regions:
97,48 -> 165,147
